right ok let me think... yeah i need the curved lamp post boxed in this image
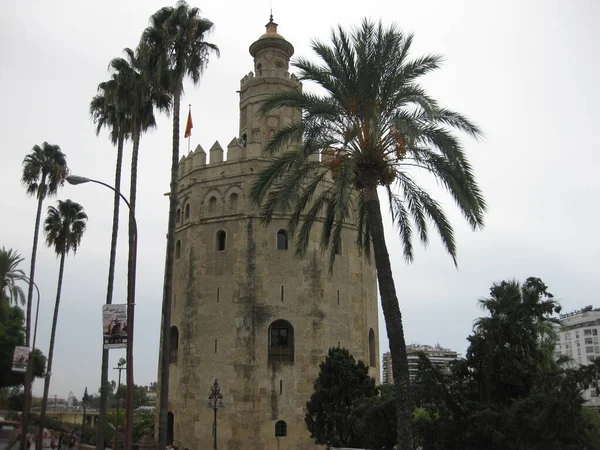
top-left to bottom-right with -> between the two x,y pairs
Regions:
114,357 -> 126,426
66,175 -> 137,450
207,379 -> 224,450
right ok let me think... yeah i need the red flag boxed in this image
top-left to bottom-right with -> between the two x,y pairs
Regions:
184,109 -> 193,138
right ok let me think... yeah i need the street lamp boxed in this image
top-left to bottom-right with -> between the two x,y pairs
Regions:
207,379 -> 224,450
114,358 -> 126,426
66,174 -> 137,450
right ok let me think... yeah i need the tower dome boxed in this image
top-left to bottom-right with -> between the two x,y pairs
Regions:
249,15 -> 294,60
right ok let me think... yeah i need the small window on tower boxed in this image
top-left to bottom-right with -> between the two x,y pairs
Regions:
275,420 -> 287,437
185,203 -> 190,219
175,240 -> 181,259
216,230 -> 226,251
208,196 -> 217,213
277,230 -> 288,250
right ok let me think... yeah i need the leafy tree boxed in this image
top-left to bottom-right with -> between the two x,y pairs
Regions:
141,3 -> 218,445
250,19 -> 485,450
0,247 -> 26,306
352,383 -> 397,450
21,141 -> 68,447
0,301 -> 46,388
37,200 -> 87,449
413,278 -> 593,450
305,347 -> 377,447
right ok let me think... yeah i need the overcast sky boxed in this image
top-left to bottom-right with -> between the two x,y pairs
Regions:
1,0 -> 599,400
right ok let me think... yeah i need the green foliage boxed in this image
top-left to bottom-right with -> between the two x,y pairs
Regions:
0,301 -> 46,387
44,200 -> 88,257
352,383 -> 397,449
412,277 -> 593,450
305,347 -> 377,447
133,411 -> 155,443
582,408 -> 600,450
0,247 -> 26,306
21,142 -> 68,200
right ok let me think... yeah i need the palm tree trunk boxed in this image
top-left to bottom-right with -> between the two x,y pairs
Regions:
20,174 -> 46,450
124,129 -> 140,450
158,89 -> 181,449
37,250 -> 67,450
364,185 -> 412,450
97,131 -> 125,450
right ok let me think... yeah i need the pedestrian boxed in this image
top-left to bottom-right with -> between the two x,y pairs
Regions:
51,437 -> 57,450
26,433 -> 32,450
58,432 -> 64,450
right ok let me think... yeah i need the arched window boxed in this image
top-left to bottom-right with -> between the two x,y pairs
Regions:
170,326 -> 179,363
184,203 -> 190,219
216,230 -> 226,251
268,319 -> 294,363
208,196 -> 217,213
369,328 -> 376,368
229,193 -> 238,211
175,240 -> 181,259
176,208 -> 181,223
334,238 -> 342,256
276,230 -> 288,250
275,420 -> 287,437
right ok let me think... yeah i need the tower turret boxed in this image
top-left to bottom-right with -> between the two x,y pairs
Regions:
239,16 -> 302,158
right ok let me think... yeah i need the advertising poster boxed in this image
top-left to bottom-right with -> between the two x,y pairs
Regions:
12,346 -> 29,372
103,304 -> 128,349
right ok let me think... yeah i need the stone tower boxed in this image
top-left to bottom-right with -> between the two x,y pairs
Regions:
164,17 -> 380,450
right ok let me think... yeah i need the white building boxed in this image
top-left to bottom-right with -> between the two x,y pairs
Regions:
382,344 -> 458,384
555,305 -> 600,408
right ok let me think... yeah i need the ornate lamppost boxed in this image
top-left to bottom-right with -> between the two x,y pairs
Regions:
207,379 -> 224,450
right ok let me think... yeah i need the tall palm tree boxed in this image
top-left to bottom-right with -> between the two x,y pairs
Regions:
90,71 -> 130,450
141,3 -> 218,445
0,247 -> 26,307
250,20 -> 486,450
37,199 -> 87,450
20,142 -> 67,449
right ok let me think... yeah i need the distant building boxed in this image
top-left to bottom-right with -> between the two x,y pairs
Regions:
382,352 -> 393,384
382,344 -> 458,384
555,305 -> 600,408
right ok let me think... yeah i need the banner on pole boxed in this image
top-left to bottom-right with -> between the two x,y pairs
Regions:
103,304 -> 128,349
12,346 -> 29,372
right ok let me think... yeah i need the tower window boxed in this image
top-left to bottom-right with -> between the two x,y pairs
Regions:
176,208 -> 181,223
216,230 -> 226,251
268,320 -> 294,363
208,196 -> 217,213
334,238 -> 342,255
184,203 -> 190,219
229,193 -> 239,211
170,326 -> 179,363
277,230 -> 288,250
175,240 -> 181,259
275,420 -> 287,437
369,328 -> 376,368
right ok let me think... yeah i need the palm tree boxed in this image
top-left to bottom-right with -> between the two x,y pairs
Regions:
250,20 -> 486,450
20,142 -> 67,449
0,247 -> 26,306
36,199 -> 87,450
90,69 -> 130,450
141,3 -> 218,445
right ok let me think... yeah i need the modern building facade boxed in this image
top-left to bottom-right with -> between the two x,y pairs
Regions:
555,306 -> 600,408
158,18 -> 380,450
382,344 -> 458,384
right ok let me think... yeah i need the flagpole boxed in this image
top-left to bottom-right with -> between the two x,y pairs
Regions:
188,104 -> 191,154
